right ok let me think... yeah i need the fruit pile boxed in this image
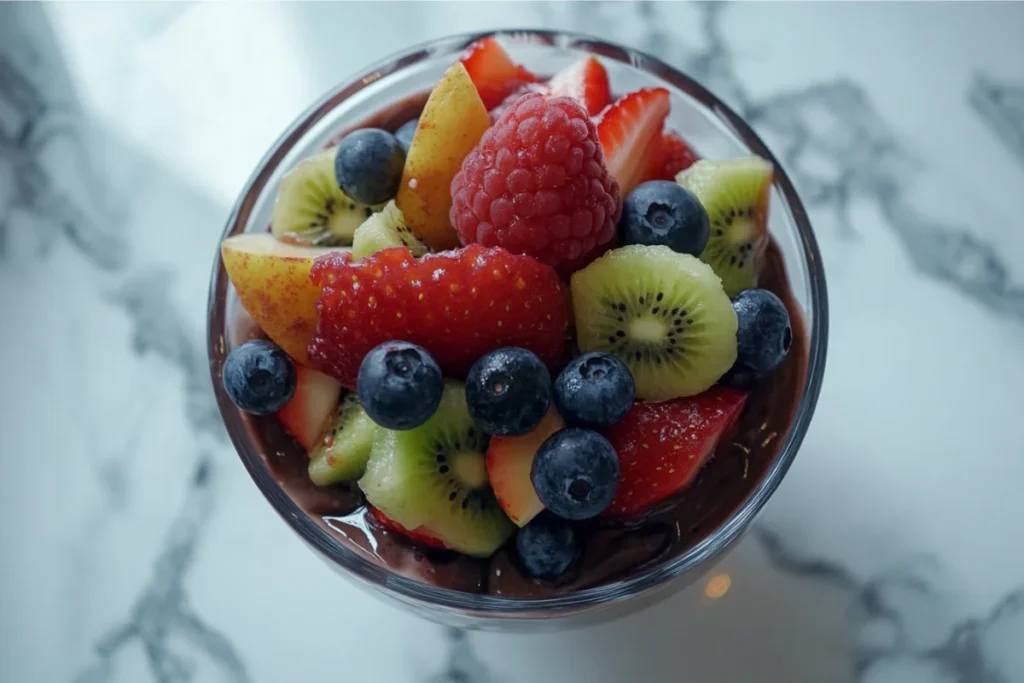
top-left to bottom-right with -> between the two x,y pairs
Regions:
219,38 -> 794,583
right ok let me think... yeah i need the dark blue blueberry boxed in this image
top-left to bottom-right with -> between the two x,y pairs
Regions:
531,428 -> 619,520
516,515 -> 579,581
721,289 -> 792,388
334,128 -> 406,205
618,180 -> 710,256
357,341 -> 443,430
466,347 -> 552,436
554,352 -> 634,428
222,340 -> 296,415
394,118 -> 418,153
718,364 -> 761,390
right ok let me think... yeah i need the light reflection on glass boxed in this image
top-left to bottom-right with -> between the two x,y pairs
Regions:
705,573 -> 731,599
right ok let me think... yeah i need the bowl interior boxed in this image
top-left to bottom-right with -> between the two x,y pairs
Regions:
208,30 -> 827,617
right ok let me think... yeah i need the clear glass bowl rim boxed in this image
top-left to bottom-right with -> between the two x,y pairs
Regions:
207,29 -> 829,614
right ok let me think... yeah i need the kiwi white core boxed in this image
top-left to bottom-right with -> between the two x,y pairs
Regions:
629,316 -> 667,344
452,451 -> 488,489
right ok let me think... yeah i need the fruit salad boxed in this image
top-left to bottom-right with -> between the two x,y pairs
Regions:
219,38 -> 806,595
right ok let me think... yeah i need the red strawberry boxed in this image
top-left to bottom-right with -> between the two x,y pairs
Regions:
308,246 -> 570,387
460,37 -> 541,110
275,366 -> 342,451
488,83 -> 544,122
368,506 -> 449,551
596,88 -> 671,195
601,387 -> 748,518
640,130 -> 700,183
546,56 -> 612,116
486,408 -> 565,527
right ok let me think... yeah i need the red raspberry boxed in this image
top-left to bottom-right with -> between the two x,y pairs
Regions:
308,245 -> 570,387
450,93 -> 622,270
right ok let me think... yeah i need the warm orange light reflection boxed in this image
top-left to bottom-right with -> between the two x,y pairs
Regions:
705,573 -> 732,599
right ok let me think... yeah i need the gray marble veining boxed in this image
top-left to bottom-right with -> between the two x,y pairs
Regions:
970,75 -> 1024,169
2,2 -> 1022,682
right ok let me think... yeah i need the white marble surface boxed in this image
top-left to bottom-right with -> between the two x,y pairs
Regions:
2,2 -> 1023,682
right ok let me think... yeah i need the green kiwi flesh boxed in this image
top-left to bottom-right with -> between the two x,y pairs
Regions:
271,149 -> 379,247
358,382 -> 515,557
678,156 -> 773,297
571,245 -> 738,401
308,392 -> 378,486
351,200 -> 430,260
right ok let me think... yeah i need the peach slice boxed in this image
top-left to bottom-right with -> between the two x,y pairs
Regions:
396,62 -> 490,250
220,233 -> 346,365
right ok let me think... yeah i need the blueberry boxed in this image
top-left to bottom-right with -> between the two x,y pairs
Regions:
334,128 -> 406,205
222,340 -> 296,415
618,180 -> 710,256
395,118 -> 418,153
466,347 -> 552,436
718,364 -> 760,390
531,428 -> 619,520
357,341 -> 444,430
554,352 -> 634,428
516,515 -> 579,581
722,289 -> 792,387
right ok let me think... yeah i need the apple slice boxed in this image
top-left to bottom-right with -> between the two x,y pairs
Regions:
486,409 -> 565,527
220,233 -> 347,365
396,62 -> 491,251
275,365 -> 341,450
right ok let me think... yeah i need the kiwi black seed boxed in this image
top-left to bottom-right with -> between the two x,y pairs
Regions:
571,245 -> 738,401
271,149 -> 382,247
351,200 -> 430,260
679,156 -> 774,297
308,392 -> 378,486
358,382 -> 515,557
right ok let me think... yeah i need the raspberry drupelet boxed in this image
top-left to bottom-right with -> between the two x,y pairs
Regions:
449,93 -> 622,270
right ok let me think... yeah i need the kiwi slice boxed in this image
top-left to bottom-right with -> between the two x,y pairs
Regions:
571,245 -> 738,401
358,382 -> 515,557
271,149 -> 379,246
678,156 -> 773,296
351,200 -> 430,260
308,393 -> 378,486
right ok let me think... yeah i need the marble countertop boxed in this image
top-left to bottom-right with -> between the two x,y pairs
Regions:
2,3 -> 1022,682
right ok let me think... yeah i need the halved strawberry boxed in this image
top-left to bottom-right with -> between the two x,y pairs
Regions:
639,130 -> 700,184
596,87 -> 671,195
460,37 -> 541,110
546,56 -> 612,116
368,506 -> 449,551
275,365 -> 342,451
486,408 -> 565,527
601,387 -> 748,518
309,246 -> 570,387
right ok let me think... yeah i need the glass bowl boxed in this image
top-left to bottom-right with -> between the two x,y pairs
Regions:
207,30 -> 828,630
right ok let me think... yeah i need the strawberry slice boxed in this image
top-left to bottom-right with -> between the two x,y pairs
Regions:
601,387 -> 748,518
275,365 -> 342,451
486,409 -> 565,527
639,130 -> 701,184
309,246 -> 570,388
546,56 -> 612,116
368,506 -> 449,551
460,37 -> 541,110
596,87 -> 671,195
